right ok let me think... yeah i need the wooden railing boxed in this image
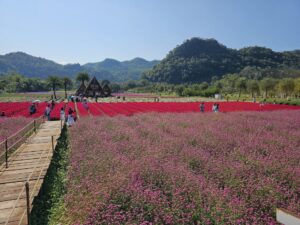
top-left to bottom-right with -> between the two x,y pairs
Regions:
0,116 -> 45,168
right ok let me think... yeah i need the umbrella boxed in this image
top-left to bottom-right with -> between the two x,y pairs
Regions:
33,100 -> 41,103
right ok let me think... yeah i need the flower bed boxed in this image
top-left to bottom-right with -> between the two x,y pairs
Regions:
76,102 -> 90,117
1,101 -> 300,119
63,110 -> 300,224
0,101 -> 47,118
82,102 -> 300,117
0,117 -> 32,142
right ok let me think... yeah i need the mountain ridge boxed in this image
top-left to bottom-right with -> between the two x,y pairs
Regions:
0,52 -> 160,82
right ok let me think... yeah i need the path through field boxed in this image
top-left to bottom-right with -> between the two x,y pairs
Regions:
0,121 -> 61,225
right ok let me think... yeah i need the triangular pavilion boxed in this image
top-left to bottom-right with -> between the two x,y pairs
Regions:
75,83 -> 86,96
85,76 -> 104,97
102,84 -> 112,97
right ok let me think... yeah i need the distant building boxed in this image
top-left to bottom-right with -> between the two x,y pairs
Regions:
75,76 -> 112,97
85,77 -> 105,97
102,83 -> 112,97
75,83 -> 86,96
215,93 -> 222,100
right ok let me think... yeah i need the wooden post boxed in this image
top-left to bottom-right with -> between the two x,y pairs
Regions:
52,136 -> 54,151
25,182 -> 30,225
5,139 -> 8,168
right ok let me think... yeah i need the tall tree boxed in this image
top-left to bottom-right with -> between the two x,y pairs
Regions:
260,78 -> 277,98
219,74 -> 239,94
294,78 -> 300,97
76,72 -> 90,86
278,78 -> 295,97
235,77 -> 247,98
246,80 -> 260,97
47,76 -> 61,99
62,77 -> 72,98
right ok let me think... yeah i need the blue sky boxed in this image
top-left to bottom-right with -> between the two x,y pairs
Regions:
0,0 -> 299,64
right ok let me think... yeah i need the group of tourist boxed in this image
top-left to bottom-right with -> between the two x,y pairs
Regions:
43,101 -> 75,126
199,102 -> 220,112
60,107 -> 76,126
68,94 -> 95,103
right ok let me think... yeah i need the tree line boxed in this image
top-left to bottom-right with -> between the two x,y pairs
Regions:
0,72 -> 113,99
1,71 -> 299,101
124,75 -> 300,100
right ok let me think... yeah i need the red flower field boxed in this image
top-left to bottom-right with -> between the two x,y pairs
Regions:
0,102 -> 47,118
1,101 -> 300,119
75,102 -> 300,117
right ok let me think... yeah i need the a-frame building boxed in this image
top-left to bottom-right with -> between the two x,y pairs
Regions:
102,84 -> 112,97
85,76 -> 104,97
75,83 -> 86,96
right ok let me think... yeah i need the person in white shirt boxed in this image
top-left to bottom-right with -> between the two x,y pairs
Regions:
60,107 -> 65,121
67,114 -> 75,126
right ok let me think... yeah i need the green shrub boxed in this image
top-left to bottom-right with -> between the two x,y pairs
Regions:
30,125 -> 69,225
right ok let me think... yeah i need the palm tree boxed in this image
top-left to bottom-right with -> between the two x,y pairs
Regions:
47,76 -> 61,99
62,77 -> 72,98
76,72 -> 90,86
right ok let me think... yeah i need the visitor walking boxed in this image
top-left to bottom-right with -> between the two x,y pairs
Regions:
212,103 -> 216,112
216,103 -> 220,112
200,102 -> 205,112
68,107 -> 74,115
67,113 -> 75,126
44,104 -> 51,120
60,107 -> 65,121
51,100 -> 55,109
29,103 -> 36,115
83,99 -> 89,111
212,103 -> 218,112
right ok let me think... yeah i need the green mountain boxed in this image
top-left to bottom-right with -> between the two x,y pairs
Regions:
0,52 -> 69,78
0,52 -> 159,82
144,38 -> 300,84
83,58 -> 159,81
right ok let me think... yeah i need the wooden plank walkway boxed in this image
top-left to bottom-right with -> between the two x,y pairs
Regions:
0,121 -> 62,225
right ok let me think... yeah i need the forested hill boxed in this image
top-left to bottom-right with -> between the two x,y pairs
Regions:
143,38 -> 300,84
0,52 -> 159,82
83,58 -> 159,81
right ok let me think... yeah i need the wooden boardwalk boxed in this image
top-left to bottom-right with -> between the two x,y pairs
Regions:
0,121 -> 62,225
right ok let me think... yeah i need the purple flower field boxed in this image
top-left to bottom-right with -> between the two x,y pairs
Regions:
65,110 -> 300,224
0,117 -> 32,142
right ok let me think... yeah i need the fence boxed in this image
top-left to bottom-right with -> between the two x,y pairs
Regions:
0,116 -> 45,168
4,122 -> 63,225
